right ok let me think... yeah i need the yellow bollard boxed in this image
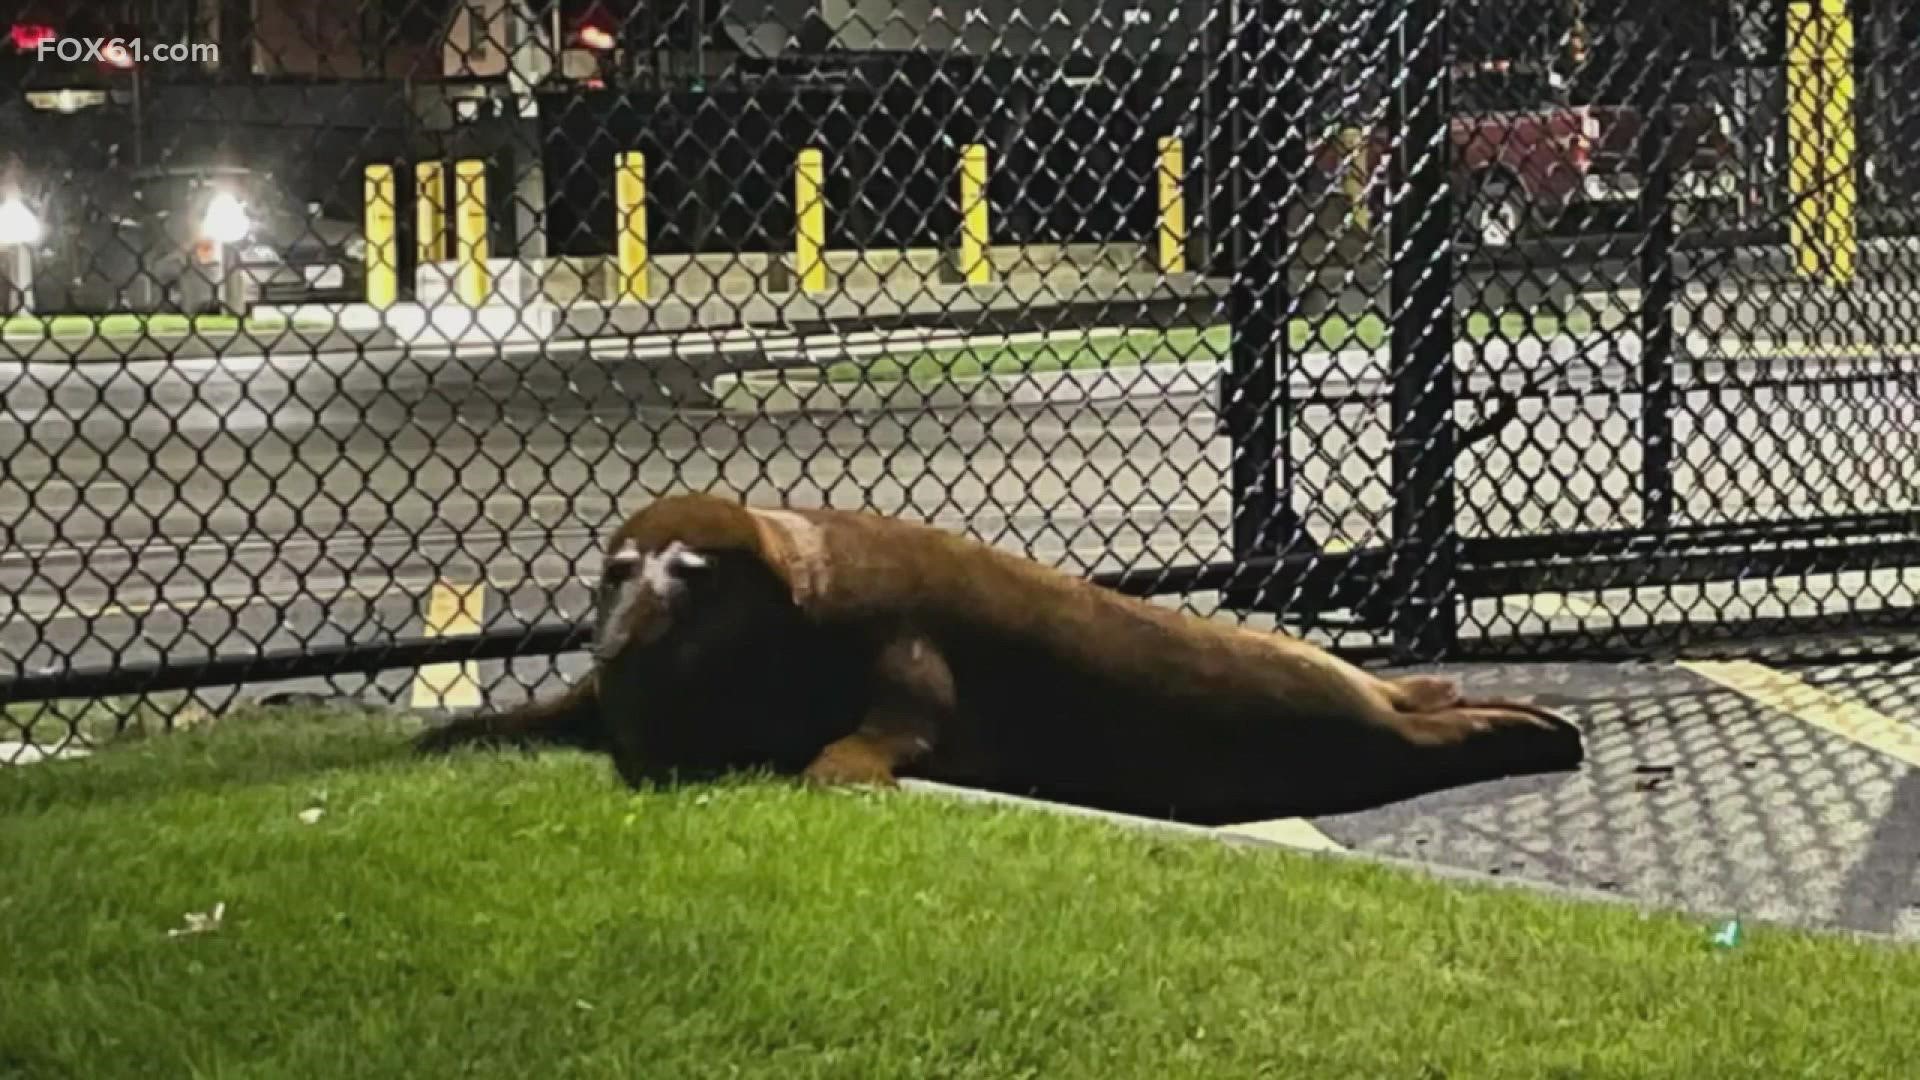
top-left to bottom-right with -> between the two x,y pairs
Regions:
1816,0 -> 1857,286
410,580 -> 485,710
795,147 -> 828,294
1786,3 -> 1818,279
1786,0 -> 1857,285
1156,136 -> 1187,275
615,151 -> 650,302
958,143 -> 991,285
415,161 -> 447,266
454,159 -> 490,306
1339,126 -> 1371,232
362,163 -> 397,309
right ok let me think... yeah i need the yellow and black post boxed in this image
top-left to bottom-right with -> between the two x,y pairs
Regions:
1338,126 -> 1371,232
958,143 -> 991,285
1156,136 -> 1187,275
1786,0 -> 1858,285
795,147 -> 828,294
616,151 -> 650,302
415,161 -> 448,267
454,159 -> 490,306
363,163 -> 398,309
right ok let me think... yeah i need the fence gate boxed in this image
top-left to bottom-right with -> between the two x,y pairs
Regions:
0,0 -> 1917,755
1214,0 -> 1920,665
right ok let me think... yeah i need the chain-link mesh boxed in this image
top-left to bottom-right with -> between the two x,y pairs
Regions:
1,0 -> 1916,758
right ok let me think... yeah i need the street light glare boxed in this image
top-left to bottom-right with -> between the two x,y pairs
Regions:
201,191 -> 251,245
0,197 -> 42,246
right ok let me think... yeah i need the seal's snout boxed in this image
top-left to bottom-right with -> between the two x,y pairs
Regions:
593,541 -> 713,663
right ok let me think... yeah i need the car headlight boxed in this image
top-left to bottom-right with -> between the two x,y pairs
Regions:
201,191 -> 252,244
0,197 -> 43,246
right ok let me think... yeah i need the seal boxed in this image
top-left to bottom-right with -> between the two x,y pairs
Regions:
413,492 -> 1585,823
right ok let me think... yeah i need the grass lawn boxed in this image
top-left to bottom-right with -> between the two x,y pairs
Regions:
1,313 -> 312,340
824,309 -> 1610,385
4,693 -> 202,752
3,705 -> 1916,1078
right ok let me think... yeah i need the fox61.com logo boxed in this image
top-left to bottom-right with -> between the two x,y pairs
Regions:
32,35 -> 218,67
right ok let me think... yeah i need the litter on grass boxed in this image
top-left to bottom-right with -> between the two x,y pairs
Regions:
167,901 -> 227,938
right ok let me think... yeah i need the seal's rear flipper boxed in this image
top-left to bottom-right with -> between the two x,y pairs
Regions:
1394,698 -> 1587,787
412,673 -> 607,755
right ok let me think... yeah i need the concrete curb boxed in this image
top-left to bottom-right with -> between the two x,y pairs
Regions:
707,326 -> 1920,418
896,777 -> 1904,946
710,360 -> 1220,415
555,274 -> 1226,341
1,326 -> 403,364
0,739 -> 94,766
897,778 -> 1661,913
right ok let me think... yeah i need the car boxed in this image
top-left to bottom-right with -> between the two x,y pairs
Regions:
1309,63 -> 1740,250
13,162 -> 366,314
150,166 -> 370,307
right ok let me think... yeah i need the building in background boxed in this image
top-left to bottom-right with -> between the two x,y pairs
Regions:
239,0 -> 443,78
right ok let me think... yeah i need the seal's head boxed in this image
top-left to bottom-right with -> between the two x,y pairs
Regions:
592,539 -> 710,663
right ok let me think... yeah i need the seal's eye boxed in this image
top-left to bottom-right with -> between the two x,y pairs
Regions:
604,542 -> 643,583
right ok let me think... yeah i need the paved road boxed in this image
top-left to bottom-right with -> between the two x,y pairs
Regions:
1,325 -> 1917,701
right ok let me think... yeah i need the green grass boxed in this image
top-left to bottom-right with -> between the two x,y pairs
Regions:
824,309 -> 1608,385
4,693 -> 205,752
1,313 -> 314,340
4,705 -> 1917,1078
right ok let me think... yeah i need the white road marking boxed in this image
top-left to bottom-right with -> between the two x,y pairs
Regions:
1216,817 -> 1347,852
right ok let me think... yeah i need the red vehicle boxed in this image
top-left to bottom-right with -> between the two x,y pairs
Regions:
1314,63 -> 1740,247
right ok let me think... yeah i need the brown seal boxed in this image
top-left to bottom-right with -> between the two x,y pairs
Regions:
414,492 -> 1584,823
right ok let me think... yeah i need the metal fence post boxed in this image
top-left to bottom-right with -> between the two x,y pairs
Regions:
1638,24 -> 1678,533
1223,0 -> 1302,588
1387,0 -> 1459,661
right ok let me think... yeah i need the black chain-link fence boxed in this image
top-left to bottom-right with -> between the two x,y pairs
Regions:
2,0 -> 1917,758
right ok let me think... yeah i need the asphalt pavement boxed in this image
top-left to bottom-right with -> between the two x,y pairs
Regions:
2,325 -> 1916,680
1214,657 -> 1920,941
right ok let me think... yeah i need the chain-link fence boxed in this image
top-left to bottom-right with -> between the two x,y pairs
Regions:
1,0 -> 1917,758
